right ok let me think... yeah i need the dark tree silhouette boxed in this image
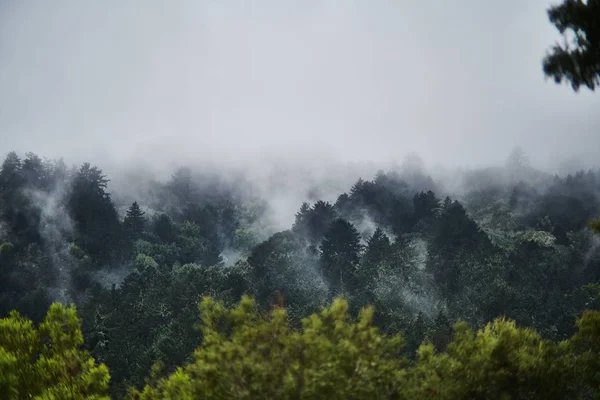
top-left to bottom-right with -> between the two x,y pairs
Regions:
124,201 -> 146,240
543,0 -> 600,91
320,218 -> 362,294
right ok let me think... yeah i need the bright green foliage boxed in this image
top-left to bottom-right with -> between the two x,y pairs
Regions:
403,319 -> 577,399
3,299 -> 600,399
0,303 -> 110,399
566,310 -> 600,391
129,296 -> 600,400
130,296 -> 405,399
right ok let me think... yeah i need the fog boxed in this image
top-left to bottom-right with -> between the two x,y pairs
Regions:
1,0 -> 599,176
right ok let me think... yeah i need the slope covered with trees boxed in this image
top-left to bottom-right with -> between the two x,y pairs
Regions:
3,296 -> 600,399
0,0 -> 599,397
1,148 -> 600,397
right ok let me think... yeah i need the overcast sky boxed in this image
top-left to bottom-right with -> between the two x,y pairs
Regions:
1,0 -> 599,173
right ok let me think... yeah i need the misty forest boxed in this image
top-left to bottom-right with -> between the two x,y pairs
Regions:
2,0 -> 600,399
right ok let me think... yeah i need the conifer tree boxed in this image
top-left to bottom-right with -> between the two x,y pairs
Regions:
320,219 -> 362,294
124,201 -> 146,240
363,227 -> 391,268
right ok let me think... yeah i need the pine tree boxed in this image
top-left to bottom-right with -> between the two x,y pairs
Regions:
124,201 -> 146,240
363,227 -> 391,268
68,163 -> 121,262
320,219 -> 362,294
292,202 -> 311,235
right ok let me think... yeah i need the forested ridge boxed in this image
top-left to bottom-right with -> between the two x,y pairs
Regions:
2,0 -> 600,398
1,147 -> 600,398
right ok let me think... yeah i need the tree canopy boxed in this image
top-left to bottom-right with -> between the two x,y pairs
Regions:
543,0 -> 600,91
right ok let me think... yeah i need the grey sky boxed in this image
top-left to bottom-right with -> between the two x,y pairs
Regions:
1,0 -> 599,173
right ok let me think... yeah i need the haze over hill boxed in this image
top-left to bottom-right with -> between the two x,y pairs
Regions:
3,1 -> 600,398
1,0 -> 599,175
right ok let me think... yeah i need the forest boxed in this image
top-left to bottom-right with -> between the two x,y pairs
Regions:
1,144 -> 600,398
1,0 -> 600,398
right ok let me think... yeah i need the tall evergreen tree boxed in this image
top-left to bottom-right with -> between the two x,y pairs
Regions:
67,163 -> 122,263
320,219 -> 362,294
413,190 -> 441,222
0,152 -> 41,246
363,227 -> 391,268
21,153 -> 50,190
292,202 -> 311,235
123,201 -> 146,240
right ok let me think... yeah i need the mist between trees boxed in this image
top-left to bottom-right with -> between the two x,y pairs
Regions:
1,146 -> 600,397
1,0 -> 600,397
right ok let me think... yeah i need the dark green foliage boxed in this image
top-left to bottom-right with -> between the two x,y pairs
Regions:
509,181 -> 539,212
0,152 -> 41,246
363,227 -> 391,268
3,150 -> 600,397
246,230 -> 327,321
150,214 -> 176,243
81,262 -> 248,398
175,221 -> 223,267
21,153 -> 51,190
543,0 -> 600,91
68,163 -> 123,264
293,200 -> 336,243
320,219 -> 362,294
168,167 -> 195,207
218,201 -> 238,247
428,310 -> 453,352
413,190 -> 441,225
123,202 -> 146,241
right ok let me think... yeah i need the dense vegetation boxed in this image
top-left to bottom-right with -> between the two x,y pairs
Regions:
1,147 -> 600,398
1,0 -> 599,397
3,297 -> 600,399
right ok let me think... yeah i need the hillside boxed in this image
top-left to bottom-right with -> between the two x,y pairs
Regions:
1,151 -> 600,397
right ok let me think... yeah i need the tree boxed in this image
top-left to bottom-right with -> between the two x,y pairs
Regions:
124,201 -> 146,240
247,231 -> 302,303
294,201 -> 336,244
413,191 -> 441,222
0,152 -> 23,192
403,318 -> 579,399
427,310 -> 453,353
362,227 -> 391,275
169,167 -> 195,207
129,296 -> 406,399
543,0 -> 600,91
0,303 -> 110,399
21,152 -> 50,190
68,163 -> 122,263
176,221 -> 223,267
151,214 -> 176,243
292,202 -> 311,235
320,219 -> 362,294
0,152 -> 41,246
